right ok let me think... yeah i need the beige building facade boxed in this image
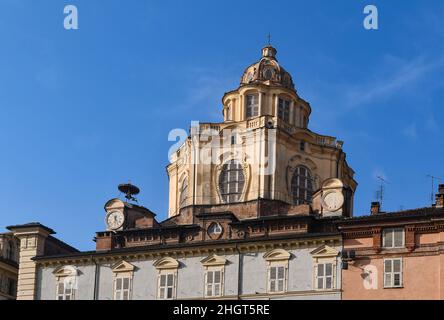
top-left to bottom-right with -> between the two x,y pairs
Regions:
167,45 -> 357,219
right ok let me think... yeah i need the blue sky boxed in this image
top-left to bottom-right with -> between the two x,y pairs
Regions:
0,1 -> 443,251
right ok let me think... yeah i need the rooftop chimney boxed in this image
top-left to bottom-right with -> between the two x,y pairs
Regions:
436,184 -> 444,208
371,202 -> 381,215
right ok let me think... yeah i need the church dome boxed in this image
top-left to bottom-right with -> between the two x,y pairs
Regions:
240,45 -> 295,91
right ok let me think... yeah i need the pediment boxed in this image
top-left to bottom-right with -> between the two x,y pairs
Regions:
263,249 -> 291,261
200,254 -> 227,267
53,265 -> 78,277
153,257 -> 179,270
111,260 -> 136,273
310,245 -> 339,258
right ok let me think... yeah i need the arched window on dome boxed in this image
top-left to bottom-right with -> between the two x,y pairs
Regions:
219,160 -> 245,203
179,178 -> 188,208
291,166 -> 313,205
246,94 -> 259,119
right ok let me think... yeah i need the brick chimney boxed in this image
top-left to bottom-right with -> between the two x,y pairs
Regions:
371,202 -> 381,215
436,184 -> 444,208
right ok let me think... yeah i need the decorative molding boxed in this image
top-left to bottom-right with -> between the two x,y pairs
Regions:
200,254 -> 227,267
310,245 -> 339,258
263,248 -> 291,262
111,260 -> 136,273
153,257 -> 179,270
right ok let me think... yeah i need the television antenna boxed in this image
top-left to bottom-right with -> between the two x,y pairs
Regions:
375,176 -> 389,208
426,174 -> 442,206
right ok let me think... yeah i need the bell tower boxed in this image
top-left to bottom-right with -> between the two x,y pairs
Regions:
167,45 -> 357,218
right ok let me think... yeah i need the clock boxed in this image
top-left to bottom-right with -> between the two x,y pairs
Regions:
106,210 -> 125,230
322,191 -> 344,212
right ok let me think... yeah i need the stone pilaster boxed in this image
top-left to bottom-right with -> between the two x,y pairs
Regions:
7,224 -> 53,300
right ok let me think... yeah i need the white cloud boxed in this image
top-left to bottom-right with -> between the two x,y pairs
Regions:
345,56 -> 444,108
401,122 -> 418,140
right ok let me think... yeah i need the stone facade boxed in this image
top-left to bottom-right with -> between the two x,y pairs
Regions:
0,233 -> 19,300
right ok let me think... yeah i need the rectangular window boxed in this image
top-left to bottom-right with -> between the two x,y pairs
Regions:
268,266 -> 286,293
114,276 -> 131,300
316,263 -> 334,290
384,258 -> 403,288
56,279 -> 76,300
158,272 -> 175,300
246,94 -> 259,118
278,98 -> 290,122
383,228 -> 405,248
205,269 -> 223,297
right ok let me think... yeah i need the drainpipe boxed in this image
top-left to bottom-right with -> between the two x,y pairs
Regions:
92,256 -> 99,300
235,244 -> 243,300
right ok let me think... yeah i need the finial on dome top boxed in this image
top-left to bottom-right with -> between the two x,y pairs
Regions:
262,34 -> 277,58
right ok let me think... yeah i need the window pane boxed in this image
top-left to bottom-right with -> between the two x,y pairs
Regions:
394,274 -> 401,287
318,264 -> 324,276
116,278 -> 122,290
278,267 -> 285,280
167,274 -> 174,286
393,260 -> 401,272
270,267 -> 276,279
317,278 -> 324,289
207,271 -> 213,284
325,263 -> 333,276
167,287 -> 173,299
394,230 -> 404,247
270,280 -> 275,292
384,260 -> 392,273
160,275 -> 166,287
214,271 -> 221,283
58,283 -> 64,295
207,285 -> 212,297
384,230 -> 393,247
123,291 -> 129,300
160,288 -> 165,299
123,278 -> 129,290
385,273 -> 392,287
278,280 -> 284,292
326,277 -> 332,289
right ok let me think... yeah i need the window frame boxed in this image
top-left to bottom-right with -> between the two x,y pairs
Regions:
218,160 -> 245,203
291,166 -> 314,205
267,264 -> 287,294
246,93 -> 259,119
382,228 -> 405,249
315,262 -> 335,291
157,270 -> 177,300
278,97 -> 291,123
113,275 -> 133,300
204,267 -> 224,298
383,258 -> 403,288
56,276 -> 77,301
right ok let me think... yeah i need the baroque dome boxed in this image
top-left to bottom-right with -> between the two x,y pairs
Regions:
240,45 -> 295,91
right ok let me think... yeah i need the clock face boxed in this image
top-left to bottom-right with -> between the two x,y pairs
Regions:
322,191 -> 344,212
106,211 -> 125,230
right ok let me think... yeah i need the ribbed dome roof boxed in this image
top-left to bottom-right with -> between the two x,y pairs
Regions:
240,45 -> 295,91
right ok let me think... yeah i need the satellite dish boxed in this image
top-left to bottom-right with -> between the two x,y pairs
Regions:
118,183 -> 140,202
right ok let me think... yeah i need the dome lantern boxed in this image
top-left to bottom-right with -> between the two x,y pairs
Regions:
240,45 -> 296,92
